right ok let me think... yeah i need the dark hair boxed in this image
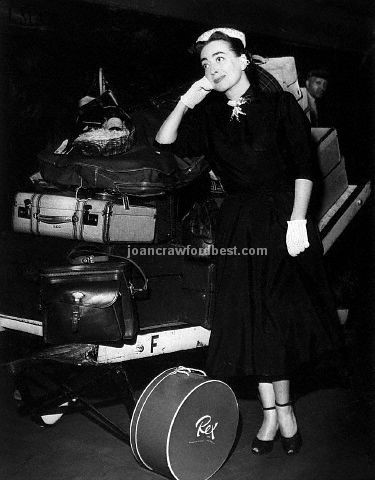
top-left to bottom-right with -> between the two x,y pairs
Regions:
307,68 -> 330,81
194,30 -> 246,57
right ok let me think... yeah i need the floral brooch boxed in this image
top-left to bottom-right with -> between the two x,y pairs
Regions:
227,95 -> 251,122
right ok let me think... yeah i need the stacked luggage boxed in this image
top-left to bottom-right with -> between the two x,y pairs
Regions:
12,187 -> 217,338
10,69 -> 221,343
11,60 -> 347,347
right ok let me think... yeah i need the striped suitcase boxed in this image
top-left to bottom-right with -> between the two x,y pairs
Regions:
130,366 -> 238,480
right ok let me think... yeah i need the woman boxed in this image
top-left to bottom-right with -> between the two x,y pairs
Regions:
155,27 -> 340,455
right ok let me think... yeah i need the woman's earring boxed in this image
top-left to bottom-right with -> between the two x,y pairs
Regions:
241,57 -> 250,70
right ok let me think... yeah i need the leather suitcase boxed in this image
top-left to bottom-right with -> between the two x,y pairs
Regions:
311,128 -> 348,218
121,246 -> 215,329
38,143 -> 207,196
130,366 -> 238,480
12,192 -> 156,243
40,262 -> 138,345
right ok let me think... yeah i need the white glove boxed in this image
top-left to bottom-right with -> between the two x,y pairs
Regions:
180,77 -> 213,109
286,219 -> 310,257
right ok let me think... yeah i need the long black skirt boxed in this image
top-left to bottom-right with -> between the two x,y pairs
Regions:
206,189 -> 341,378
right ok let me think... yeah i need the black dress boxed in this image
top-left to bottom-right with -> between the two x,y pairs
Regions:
172,88 -> 341,378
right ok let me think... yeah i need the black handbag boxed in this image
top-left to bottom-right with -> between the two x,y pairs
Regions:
40,259 -> 147,346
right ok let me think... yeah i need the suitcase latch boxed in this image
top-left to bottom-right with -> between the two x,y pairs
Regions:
17,199 -> 31,219
71,291 -> 85,333
83,205 -> 99,226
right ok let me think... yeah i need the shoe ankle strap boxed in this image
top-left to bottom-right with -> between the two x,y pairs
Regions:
263,406 -> 276,410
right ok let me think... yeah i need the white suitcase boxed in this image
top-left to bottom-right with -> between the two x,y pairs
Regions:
79,198 -> 156,243
13,193 -> 83,238
12,193 -> 156,243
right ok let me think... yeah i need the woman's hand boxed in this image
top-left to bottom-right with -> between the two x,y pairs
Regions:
155,77 -> 212,144
286,178 -> 312,256
286,219 -> 310,257
180,76 -> 213,109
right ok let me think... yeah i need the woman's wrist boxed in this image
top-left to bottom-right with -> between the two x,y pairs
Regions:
177,100 -> 190,113
290,214 -> 306,221
155,101 -> 188,144
291,179 -> 312,221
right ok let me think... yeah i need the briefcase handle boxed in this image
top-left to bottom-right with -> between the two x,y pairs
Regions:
106,253 -> 148,295
66,247 -> 148,295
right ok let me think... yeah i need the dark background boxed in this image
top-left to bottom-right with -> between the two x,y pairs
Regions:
0,0 -> 375,459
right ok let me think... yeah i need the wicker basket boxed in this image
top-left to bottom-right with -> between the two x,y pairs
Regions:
74,125 -> 135,157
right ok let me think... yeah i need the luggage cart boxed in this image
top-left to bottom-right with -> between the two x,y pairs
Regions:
0,181 -> 371,443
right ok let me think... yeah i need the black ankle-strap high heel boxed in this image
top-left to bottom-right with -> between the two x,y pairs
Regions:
251,406 -> 279,455
275,401 -> 302,455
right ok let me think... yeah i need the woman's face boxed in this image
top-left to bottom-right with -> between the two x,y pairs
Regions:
200,40 -> 246,94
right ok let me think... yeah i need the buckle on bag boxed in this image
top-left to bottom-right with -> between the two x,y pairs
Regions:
128,280 -> 148,297
71,292 -> 85,333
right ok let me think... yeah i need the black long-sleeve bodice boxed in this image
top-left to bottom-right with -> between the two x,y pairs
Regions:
172,88 -> 315,194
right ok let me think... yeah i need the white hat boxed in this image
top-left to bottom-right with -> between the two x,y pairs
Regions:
196,27 -> 246,48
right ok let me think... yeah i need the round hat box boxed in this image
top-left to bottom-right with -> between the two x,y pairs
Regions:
130,366 -> 239,480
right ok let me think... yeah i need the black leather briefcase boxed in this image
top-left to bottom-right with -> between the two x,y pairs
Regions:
40,262 -> 144,345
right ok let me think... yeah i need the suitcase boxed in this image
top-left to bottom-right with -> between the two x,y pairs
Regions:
312,128 -> 341,176
79,198 -> 156,243
12,192 -> 156,243
311,128 -> 348,218
122,246 -> 215,330
40,262 -> 139,345
152,194 -> 180,244
130,366 -> 238,480
39,143 -> 208,196
253,55 -> 302,101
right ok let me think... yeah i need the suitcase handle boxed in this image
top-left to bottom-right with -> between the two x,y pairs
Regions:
35,214 -> 79,225
66,247 -> 148,295
172,366 -> 207,377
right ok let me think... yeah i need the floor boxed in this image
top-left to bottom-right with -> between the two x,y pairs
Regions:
1,325 -> 375,480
